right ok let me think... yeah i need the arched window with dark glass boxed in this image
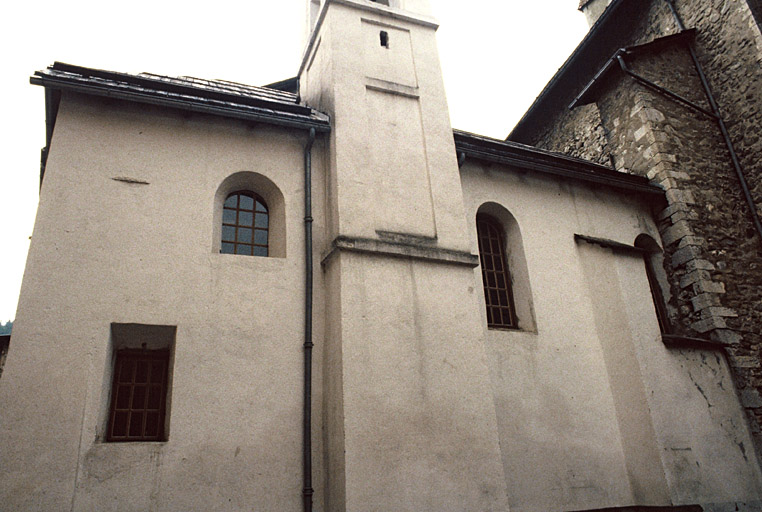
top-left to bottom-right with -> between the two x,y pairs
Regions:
221,191 -> 269,257
477,213 -> 518,329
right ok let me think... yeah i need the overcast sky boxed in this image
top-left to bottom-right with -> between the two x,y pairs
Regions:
0,1 -> 589,322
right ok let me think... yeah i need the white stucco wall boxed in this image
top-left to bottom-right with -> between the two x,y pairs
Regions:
461,160 -> 762,512
0,92 -> 327,512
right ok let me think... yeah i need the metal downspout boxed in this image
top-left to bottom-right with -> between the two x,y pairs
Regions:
664,0 -> 762,243
302,127 -> 317,512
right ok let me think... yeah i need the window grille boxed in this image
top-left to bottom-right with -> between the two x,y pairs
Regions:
221,191 -> 269,257
477,214 -> 518,329
107,350 -> 170,442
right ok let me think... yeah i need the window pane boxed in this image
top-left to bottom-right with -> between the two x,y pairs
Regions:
224,195 -> 237,208
116,385 -> 131,409
112,412 -> 128,437
145,412 -> 160,438
118,361 -> 134,383
256,200 -> 267,213
238,228 -> 252,244
253,245 -> 268,257
129,412 -> 144,437
135,361 -> 149,383
221,242 -> 235,254
236,245 -> 253,256
255,213 -> 269,228
149,361 -> 165,384
222,225 -> 236,242
239,195 -> 254,210
148,386 -> 162,409
239,211 -> 253,227
254,230 -> 268,245
223,208 -> 236,224
132,386 -> 147,409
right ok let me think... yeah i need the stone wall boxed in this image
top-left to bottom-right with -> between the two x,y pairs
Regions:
518,0 -> 762,461
526,103 -> 611,167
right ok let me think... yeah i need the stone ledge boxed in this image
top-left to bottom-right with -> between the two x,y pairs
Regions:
321,235 -> 479,268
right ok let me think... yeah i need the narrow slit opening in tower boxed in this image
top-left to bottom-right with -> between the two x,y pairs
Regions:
380,31 -> 389,48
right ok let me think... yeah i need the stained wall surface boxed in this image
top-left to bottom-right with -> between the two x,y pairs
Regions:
512,0 -> 762,463
0,92 -> 328,512
461,160 -> 762,512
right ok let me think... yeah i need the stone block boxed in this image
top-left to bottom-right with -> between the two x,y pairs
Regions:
668,171 -> 691,181
680,270 -> 712,289
691,316 -> 728,333
691,292 -> 721,311
678,236 -> 705,249
693,280 -> 726,294
700,306 -> 739,318
662,220 -> 693,246
710,329 -> 743,345
742,389 -> 762,409
685,259 -> 715,272
665,189 -> 696,205
671,245 -> 703,267
657,202 -> 690,221
733,356 -> 760,369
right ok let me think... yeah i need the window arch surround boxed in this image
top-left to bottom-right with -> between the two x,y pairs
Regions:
475,203 -> 536,332
213,171 -> 286,258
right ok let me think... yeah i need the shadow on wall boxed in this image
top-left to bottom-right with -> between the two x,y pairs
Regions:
0,334 -> 10,379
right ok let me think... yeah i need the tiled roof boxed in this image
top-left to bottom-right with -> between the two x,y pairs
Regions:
31,62 -> 330,132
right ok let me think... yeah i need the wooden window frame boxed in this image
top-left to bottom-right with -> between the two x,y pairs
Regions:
107,349 -> 170,442
477,214 -> 518,329
221,191 -> 269,257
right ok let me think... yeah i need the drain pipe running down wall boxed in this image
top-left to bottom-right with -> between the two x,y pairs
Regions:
302,127 -> 316,512
664,0 -> 762,243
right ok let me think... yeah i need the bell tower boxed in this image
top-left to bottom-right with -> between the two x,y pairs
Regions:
300,1 -> 510,511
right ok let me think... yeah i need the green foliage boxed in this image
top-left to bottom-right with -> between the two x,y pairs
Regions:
0,320 -> 12,335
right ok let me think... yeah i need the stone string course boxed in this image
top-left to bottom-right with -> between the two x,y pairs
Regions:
519,0 -> 762,461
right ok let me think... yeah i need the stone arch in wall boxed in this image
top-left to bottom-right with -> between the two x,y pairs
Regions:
213,171 -> 286,258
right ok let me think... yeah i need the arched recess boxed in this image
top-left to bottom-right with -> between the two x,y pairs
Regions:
213,172 -> 286,258
635,234 -> 672,334
476,202 -> 536,332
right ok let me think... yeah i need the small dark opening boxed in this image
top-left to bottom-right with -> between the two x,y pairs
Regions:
380,31 -> 389,48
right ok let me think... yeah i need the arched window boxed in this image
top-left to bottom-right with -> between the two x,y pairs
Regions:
221,191 -> 269,257
477,213 -> 518,329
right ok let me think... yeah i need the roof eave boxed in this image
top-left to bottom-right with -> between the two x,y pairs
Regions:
30,74 -> 331,134
454,129 -> 663,198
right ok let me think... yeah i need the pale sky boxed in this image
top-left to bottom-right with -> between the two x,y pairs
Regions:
0,1 -> 589,322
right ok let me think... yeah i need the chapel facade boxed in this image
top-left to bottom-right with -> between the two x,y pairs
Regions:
1,1 -> 761,511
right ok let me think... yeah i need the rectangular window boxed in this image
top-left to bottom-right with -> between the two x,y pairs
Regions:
108,349 -> 170,442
